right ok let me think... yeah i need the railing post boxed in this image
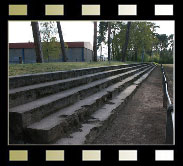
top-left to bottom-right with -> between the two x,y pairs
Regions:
161,64 -> 174,144
166,104 -> 173,144
161,64 -> 167,108
162,76 -> 167,108
163,83 -> 167,108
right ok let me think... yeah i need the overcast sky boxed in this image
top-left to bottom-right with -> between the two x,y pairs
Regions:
9,21 -> 174,56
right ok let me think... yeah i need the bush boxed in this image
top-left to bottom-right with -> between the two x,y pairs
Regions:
150,53 -> 160,63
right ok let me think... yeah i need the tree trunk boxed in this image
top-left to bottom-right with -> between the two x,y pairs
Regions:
131,50 -> 134,61
93,22 -> 97,62
31,22 -> 43,63
57,22 -> 67,62
100,45 -> 102,61
121,22 -> 131,62
112,41 -> 114,60
135,48 -> 138,61
108,22 -> 111,61
112,31 -> 116,60
117,48 -> 120,61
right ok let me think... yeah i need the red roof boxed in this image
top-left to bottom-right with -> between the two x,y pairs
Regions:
9,43 -> 35,49
9,42 -> 93,50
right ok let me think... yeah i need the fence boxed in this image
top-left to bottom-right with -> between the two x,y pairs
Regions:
161,64 -> 174,144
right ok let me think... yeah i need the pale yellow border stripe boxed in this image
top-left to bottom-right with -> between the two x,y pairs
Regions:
82,150 -> 101,161
9,5 -> 27,16
118,5 -> 137,15
9,150 -> 28,161
45,5 -> 64,15
155,5 -> 173,15
155,150 -> 174,161
119,150 -> 137,161
46,150 -> 64,161
82,5 -> 100,15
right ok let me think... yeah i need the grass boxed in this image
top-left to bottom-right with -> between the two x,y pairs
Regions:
9,61 -> 136,76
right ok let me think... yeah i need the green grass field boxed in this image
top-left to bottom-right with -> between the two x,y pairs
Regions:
9,61 -> 136,76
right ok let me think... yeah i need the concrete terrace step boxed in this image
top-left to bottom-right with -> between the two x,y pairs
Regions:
9,65 -> 150,136
9,63 -> 143,89
24,65 -> 154,144
9,64 -> 147,108
55,65 -> 156,144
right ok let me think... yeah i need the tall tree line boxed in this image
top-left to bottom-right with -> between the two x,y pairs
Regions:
97,21 -> 174,63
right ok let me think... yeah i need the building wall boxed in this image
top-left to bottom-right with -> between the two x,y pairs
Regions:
24,48 -> 36,63
47,48 -> 85,62
9,47 -> 93,63
9,48 -> 37,64
65,48 -> 83,62
84,48 -> 93,62
9,49 -> 23,64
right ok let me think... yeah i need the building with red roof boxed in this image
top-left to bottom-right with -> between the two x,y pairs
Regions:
9,42 -> 93,63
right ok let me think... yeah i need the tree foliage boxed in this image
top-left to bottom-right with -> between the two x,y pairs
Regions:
97,21 -> 174,64
39,21 -> 61,62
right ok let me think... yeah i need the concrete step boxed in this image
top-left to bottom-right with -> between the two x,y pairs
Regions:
9,64 -> 150,137
9,64 -> 147,108
9,63 -> 143,89
24,65 -> 154,144
54,65 -> 156,144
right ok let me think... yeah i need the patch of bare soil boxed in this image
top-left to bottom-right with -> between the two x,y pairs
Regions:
92,66 -> 167,144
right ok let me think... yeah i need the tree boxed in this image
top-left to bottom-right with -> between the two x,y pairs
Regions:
168,34 -> 174,51
31,22 -> 43,63
97,21 -> 161,62
121,22 -> 131,62
41,37 -> 62,61
98,22 -> 121,61
97,22 -> 108,49
57,21 -> 67,62
93,22 -> 97,61
156,34 -> 169,51
128,22 -> 158,62
155,34 -> 173,64
97,22 -> 108,61
110,22 -> 125,60
39,21 -> 61,62
108,22 -> 111,61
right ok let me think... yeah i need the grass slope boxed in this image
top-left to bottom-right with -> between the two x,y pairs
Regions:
9,61 -> 136,76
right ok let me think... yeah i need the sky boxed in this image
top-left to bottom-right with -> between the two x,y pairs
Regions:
9,20 -> 174,57
9,21 -> 94,43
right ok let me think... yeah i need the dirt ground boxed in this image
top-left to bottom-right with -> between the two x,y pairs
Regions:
92,66 -> 167,144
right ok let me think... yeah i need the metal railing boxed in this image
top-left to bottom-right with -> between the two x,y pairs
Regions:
161,64 -> 174,144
